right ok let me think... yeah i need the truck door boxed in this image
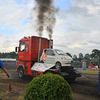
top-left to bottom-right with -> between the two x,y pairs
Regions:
46,50 -> 55,64
18,41 -> 29,61
18,42 -> 25,60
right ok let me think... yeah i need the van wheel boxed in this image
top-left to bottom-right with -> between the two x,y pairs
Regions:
55,62 -> 61,70
18,67 -> 25,79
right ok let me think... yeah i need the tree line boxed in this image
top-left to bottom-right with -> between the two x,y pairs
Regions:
0,49 -> 100,62
0,51 -> 17,58
66,49 -> 100,62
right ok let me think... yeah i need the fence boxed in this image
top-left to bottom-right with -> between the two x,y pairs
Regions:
0,59 -> 100,68
0,58 -> 16,63
73,61 -> 100,68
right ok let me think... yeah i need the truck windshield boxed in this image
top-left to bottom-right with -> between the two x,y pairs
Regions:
20,42 -> 25,51
55,49 -> 67,55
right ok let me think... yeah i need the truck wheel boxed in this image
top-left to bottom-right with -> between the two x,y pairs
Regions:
18,67 -> 25,79
55,62 -> 61,70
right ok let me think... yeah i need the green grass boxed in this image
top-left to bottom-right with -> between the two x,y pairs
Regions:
0,85 -> 24,100
76,68 -> 100,75
0,85 -> 7,92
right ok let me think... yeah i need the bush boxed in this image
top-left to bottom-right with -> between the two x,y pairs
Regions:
24,73 -> 73,100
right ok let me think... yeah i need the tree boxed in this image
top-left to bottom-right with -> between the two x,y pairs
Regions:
78,53 -> 83,61
10,51 -> 17,58
73,55 -> 78,61
0,52 -> 17,58
98,50 -> 100,59
90,53 -> 95,59
84,53 -> 90,61
92,49 -> 99,58
90,49 -> 100,59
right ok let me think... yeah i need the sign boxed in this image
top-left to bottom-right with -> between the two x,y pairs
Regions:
31,63 -> 54,72
42,54 -> 47,61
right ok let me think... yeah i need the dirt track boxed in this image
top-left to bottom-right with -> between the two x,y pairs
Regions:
0,62 -> 100,100
71,75 -> 100,100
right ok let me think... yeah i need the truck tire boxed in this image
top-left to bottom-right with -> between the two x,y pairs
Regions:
18,67 -> 25,79
55,62 -> 61,70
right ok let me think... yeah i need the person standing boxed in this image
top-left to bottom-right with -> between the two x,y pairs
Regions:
93,63 -> 95,68
0,60 -> 10,78
89,62 -> 92,67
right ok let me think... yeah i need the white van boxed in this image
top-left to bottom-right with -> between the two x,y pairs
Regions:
40,49 -> 73,70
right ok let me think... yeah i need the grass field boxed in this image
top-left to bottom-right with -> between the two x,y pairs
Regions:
76,68 -> 100,75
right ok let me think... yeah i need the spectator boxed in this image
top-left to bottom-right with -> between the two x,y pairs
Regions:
0,60 -> 10,78
93,63 -> 95,68
89,62 -> 92,66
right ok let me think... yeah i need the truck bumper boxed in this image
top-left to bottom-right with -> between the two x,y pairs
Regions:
57,71 -> 82,79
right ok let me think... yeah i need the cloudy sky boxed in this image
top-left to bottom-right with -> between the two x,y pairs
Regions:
0,0 -> 100,56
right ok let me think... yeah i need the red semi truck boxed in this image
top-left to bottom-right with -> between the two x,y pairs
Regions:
15,36 -> 81,81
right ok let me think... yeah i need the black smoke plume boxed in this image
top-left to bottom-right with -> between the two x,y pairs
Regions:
33,0 -> 58,38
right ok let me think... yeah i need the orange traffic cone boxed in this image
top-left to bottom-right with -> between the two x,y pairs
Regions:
7,83 -> 11,93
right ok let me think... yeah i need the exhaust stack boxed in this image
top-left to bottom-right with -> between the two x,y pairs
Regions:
38,37 -> 41,62
49,39 -> 53,49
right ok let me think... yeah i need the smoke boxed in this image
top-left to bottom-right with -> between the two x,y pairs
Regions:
33,0 -> 58,39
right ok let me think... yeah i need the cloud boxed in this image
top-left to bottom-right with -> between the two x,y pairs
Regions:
0,0 -> 33,30
0,0 -> 100,56
75,0 -> 100,6
67,6 -> 91,17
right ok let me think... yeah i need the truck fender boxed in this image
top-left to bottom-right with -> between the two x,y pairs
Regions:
18,64 -> 24,70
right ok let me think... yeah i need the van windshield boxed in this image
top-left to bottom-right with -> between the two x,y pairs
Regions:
54,49 -> 67,55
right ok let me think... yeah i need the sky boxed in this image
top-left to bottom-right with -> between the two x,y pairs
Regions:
0,0 -> 100,57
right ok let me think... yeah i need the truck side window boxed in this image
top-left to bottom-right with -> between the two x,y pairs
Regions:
25,44 -> 29,52
20,43 -> 25,51
47,50 -> 55,56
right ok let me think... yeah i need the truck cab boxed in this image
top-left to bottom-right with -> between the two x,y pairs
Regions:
40,49 -> 73,70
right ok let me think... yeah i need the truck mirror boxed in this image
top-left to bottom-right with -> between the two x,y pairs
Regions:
15,47 -> 18,52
